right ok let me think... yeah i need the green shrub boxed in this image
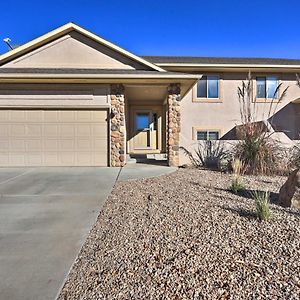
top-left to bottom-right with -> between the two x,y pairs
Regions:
230,177 -> 244,194
253,191 -> 271,221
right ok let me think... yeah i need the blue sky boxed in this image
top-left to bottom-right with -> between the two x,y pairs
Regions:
1,0 -> 300,58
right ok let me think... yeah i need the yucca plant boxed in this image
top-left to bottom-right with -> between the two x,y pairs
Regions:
253,190 -> 271,221
230,158 -> 244,194
181,140 -> 229,170
234,72 -> 289,175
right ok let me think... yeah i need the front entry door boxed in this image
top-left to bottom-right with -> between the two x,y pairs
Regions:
133,111 -> 153,149
129,106 -> 162,154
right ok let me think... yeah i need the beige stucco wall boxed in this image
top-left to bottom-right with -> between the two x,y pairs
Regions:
0,83 -> 110,107
2,31 -> 149,70
179,72 -> 300,165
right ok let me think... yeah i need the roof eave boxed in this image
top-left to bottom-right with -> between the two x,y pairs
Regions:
0,73 -> 200,80
0,73 -> 199,99
155,63 -> 300,69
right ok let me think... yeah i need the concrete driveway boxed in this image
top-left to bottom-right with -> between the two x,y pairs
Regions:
0,167 -> 120,300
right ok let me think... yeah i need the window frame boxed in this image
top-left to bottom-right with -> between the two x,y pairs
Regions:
254,74 -> 281,102
192,127 -> 222,141
193,74 -> 223,103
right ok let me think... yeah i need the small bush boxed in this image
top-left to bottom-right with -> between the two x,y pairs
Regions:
181,140 -> 229,170
230,177 -> 244,194
230,158 -> 244,194
234,135 -> 280,175
253,191 -> 271,221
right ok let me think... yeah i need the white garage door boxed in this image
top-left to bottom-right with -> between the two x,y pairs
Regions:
0,109 -> 108,166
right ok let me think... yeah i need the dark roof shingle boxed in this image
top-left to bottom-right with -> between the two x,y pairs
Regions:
143,56 -> 300,65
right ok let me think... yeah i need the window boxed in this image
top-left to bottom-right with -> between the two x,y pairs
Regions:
256,76 -> 278,99
196,75 -> 219,98
197,130 -> 219,141
136,113 -> 150,130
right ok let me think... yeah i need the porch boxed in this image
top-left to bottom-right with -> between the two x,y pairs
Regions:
110,83 -> 182,167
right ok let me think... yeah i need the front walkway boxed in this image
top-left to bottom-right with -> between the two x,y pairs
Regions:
0,165 -> 176,300
118,163 -> 176,181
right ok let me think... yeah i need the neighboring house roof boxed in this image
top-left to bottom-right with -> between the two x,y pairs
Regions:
143,56 -> 300,69
0,23 -> 166,72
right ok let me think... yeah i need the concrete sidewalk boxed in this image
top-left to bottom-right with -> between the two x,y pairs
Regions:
118,163 -> 176,181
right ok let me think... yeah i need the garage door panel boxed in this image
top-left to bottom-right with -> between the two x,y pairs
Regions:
77,152 -> 92,165
93,124 -> 107,137
9,153 -> 25,165
0,125 -> 8,137
77,138 -> 92,150
10,111 -> 26,122
10,139 -> 26,151
59,139 -> 75,150
0,110 -> 9,121
0,109 -> 108,166
27,110 -> 43,122
0,140 -> 9,150
76,124 -> 91,136
60,152 -> 76,165
44,110 -> 59,122
43,153 -> 59,165
93,110 -> 107,121
60,125 -> 75,137
77,110 -> 93,121
0,153 -> 9,165
26,153 -> 43,165
43,139 -> 59,150
26,139 -> 43,151
59,111 -> 76,122
27,124 -> 43,137
10,124 -> 26,136
44,124 -> 59,136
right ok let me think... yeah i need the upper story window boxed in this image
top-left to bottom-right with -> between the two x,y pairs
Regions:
197,75 -> 219,98
256,76 -> 278,99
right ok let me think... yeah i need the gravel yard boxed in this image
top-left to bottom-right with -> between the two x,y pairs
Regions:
59,169 -> 300,300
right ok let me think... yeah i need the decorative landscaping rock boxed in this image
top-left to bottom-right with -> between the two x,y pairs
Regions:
279,168 -> 300,209
58,169 -> 300,300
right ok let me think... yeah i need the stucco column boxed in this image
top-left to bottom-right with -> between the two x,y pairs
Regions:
110,84 -> 126,167
167,83 -> 181,167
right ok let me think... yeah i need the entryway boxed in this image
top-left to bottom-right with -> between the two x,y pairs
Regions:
129,107 -> 163,153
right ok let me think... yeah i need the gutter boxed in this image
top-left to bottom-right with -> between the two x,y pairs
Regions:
0,73 -> 200,80
155,63 -> 300,69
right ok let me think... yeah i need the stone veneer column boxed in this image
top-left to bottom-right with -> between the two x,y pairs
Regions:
167,83 -> 181,167
110,84 -> 126,167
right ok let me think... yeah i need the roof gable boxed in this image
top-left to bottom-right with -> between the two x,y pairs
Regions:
0,23 -> 165,72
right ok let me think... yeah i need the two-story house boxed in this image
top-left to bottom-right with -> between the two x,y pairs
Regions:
0,23 -> 299,167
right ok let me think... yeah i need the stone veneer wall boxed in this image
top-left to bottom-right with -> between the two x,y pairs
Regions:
167,83 -> 181,167
110,84 -> 125,167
